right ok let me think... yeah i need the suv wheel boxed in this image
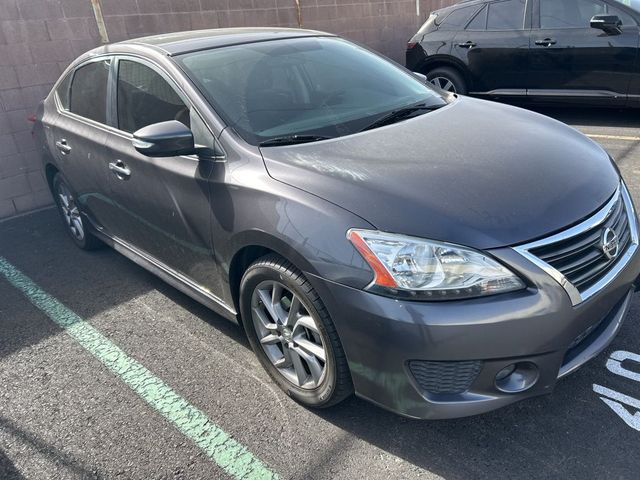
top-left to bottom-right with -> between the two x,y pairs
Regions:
240,254 -> 353,408
53,174 -> 102,250
427,67 -> 467,95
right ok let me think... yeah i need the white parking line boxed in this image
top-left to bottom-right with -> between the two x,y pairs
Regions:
587,134 -> 640,142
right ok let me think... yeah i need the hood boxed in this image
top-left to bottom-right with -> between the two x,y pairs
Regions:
260,97 -> 619,249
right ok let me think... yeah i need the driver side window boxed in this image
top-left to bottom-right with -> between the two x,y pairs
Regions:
117,59 -> 191,134
540,0 -> 636,28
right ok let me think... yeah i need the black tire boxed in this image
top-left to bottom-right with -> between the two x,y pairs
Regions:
426,67 -> 467,95
52,173 -> 102,250
240,254 -> 353,408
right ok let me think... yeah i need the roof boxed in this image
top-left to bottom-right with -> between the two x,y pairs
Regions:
119,27 -> 334,55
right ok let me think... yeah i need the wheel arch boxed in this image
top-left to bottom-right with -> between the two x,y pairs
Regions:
227,231 -> 320,323
419,56 -> 473,90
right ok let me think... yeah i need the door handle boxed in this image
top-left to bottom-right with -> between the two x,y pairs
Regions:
108,160 -> 131,179
55,139 -> 72,155
457,41 -> 477,49
535,38 -> 557,47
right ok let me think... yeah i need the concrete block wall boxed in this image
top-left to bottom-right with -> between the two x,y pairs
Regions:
0,0 -> 456,219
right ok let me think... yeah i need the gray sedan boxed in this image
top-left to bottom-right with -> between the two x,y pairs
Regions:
34,28 -> 640,419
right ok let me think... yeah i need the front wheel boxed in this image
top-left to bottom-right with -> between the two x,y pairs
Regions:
240,255 -> 353,408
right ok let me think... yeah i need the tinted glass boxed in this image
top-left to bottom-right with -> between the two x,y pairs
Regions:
487,0 -> 526,30
438,5 -> 480,30
117,60 -> 190,134
467,5 -> 488,29
69,60 -> 110,123
56,72 -> 72,109
614,0 -> 640,13
177,37 -> 447,145
541,0 -> 607,27
607,3 -> 637,25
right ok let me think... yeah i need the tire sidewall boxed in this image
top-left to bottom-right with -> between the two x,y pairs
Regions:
427,67 -> 467,95
240,264 -> 338,407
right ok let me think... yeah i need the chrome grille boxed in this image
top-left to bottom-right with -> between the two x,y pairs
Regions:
530,193 -> 630,292
514,183 -> 639,306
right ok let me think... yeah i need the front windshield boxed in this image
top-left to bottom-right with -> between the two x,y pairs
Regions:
614,0 -> 640,13
177,37 -> 448,145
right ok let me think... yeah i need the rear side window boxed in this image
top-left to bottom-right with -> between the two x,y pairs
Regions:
438,5 -> 480,30
117,60 -> 190,134
69,60 -> 110,124
487,0 -> 526,30
467,5 -> 488,30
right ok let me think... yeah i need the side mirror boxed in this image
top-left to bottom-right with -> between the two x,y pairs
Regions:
413,72 -> 428,84
132,120 -> 196,157
591,14 -> 622,35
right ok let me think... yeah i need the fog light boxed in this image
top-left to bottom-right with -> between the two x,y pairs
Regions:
495,362 -> 539,393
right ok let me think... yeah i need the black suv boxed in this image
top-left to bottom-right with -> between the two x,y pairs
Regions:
406,0 -> 640,107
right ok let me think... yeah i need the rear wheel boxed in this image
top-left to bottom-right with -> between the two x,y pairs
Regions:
53,174 -> 102,250
426,67 -> 467,95
240,254 -> 353,408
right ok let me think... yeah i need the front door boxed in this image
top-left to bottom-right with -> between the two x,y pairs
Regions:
452,0 -> 531,94
104,57 -> 219,291
529,0 -> 640,104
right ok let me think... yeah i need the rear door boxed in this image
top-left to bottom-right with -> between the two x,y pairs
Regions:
528,0 -> 639,104
49,57 -> 114,230
103,56 -> 219,289
452,0 -> 531,95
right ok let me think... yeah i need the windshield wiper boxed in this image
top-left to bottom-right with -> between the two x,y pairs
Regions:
359,103 -> 446,132
259,135 -> 333,147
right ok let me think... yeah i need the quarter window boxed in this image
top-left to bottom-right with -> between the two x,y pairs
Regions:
69,59 -> 110,124
438,5 -> 480,30
487,0 -> 526,30
117,60 -> 190,134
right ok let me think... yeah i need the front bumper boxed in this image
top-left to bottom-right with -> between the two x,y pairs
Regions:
307,244 -> 640,419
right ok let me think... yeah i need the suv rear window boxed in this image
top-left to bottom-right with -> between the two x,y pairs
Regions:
487,0 -> 526,30
69,59 -> 110,124
437,5 -> 480,30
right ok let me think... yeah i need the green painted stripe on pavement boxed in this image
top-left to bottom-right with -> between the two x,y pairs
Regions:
0,256 -> 278,480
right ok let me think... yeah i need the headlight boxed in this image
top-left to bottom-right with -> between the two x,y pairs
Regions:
348,229 -> 525,300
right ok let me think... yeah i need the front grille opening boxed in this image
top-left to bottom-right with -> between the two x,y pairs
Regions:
409,360 -> 482,395
530,193 -> 631,294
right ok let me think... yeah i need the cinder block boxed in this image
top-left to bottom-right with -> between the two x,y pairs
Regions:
0,134 -> 18,157
13,130 -> 36,153
47,18 -> 99,41
15,63 -> 61,88
13,188 -> 53,213
0,153 -> 26,178
18,0 -> 64,20
27,169 -> 47,192
30,40 -> 75,63
0,44 -> 32,67
190,11 -> 220,30
60,0 -> 95,18
171,0 -> 202,12
101,0 -> 139,15
18,84 -> 50,111
0,66 -> 19,90
0,112 -> 9,133
137,0 -> 172,14
0,1 -> 19,21
6,109 -> 31,133
0,20 -> 51,44
201,0 -> 230,11
0,198 -> 16,218
0,173 -> 30,200
0,88 -> 25,111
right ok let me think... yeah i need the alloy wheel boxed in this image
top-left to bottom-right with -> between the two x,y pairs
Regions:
251,280 -> 327,389
57,183 -> 85,241
429,76 -> 457,93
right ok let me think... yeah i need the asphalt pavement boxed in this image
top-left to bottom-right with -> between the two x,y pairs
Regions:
1,105 -> 639,480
